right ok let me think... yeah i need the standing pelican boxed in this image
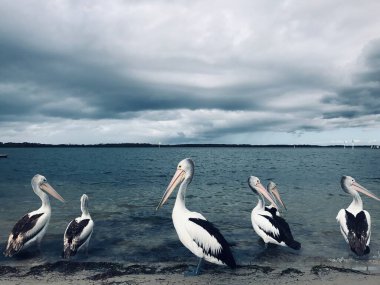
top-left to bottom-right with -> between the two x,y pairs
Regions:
249,176 -> 301,250
156,158 -> 236,275
63,194 -> 94,259
336,176 -> 380,256
4,174 -> 65,257
265,181 -> 287,217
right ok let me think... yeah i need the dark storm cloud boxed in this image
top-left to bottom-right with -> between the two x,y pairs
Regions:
0,40 -> 330,122
0,43 -> 283,122
0,0 -> 336,125
1,1 -> 380,144
0,38 -> 269,120
322,39 -> 380,119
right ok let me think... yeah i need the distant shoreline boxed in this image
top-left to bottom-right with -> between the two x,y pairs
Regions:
0,142 -> 374,148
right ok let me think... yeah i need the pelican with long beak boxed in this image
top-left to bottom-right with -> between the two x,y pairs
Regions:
156,158 -> 236,276
249,176 -> 301,250
336,175 -> 380,256
63,194 -> 94,259
265,181 -> 287,217
4,174 -> 65,257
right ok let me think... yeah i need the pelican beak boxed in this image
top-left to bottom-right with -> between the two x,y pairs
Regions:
271,187 -> 287,210
40,182 -> 65,203
353,182 -> 380,201
156,169 -> 185,210
257,182 -> 279,209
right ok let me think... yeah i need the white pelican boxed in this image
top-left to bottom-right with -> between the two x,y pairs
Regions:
265,181 -> 287,217
249,176 -> 301,250
4,174 -> 65,257
63,194 -> 94,259
156,158 -> 236,275
336,176 -> 380,256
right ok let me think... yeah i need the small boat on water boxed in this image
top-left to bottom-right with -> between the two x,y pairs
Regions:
0,154 -> 8,158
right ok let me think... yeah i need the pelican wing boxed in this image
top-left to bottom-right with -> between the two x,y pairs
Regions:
4,213 -> 46,256
259,214 -> 287,239
345,210 -> 370,256
63,218 -> 93,258
186,217 -> 236,268
256,213 -> 300,250
254,213 -> 280,238
11,213 -> 45,238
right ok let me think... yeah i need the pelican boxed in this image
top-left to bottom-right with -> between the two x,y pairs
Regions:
336,176 -> 380,256
156,158 -> 236,275
249,176 -> 301,250
4,174 -> 65,257
265,181 -> 287,217
63,194 -> 94,259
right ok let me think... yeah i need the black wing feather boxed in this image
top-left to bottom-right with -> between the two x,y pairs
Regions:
4,213 -> 45,257
11,213 -> 44,240
63,219 -> 91,258
345,210 -> 370,256
65,219 -> 90,244
259,214 -> 301,250
264,206 -> 278,216
189,218 -> 236,269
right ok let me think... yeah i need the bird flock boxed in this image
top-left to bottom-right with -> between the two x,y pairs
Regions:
3,158 -> 380,276
4,175 -> 93,259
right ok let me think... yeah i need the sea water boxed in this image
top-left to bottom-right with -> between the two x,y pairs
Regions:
0,147 -> 379,269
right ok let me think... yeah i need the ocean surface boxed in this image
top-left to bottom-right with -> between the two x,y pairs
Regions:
0,147 -> 380,270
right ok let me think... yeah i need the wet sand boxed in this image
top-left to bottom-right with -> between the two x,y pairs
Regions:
1,261 -> 379,285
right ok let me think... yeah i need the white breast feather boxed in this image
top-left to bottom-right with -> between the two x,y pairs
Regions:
336,208 -> 348,242
364,210 -> 371,245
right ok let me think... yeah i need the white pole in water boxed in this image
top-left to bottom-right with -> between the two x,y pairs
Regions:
351,140 -> 354,149
158,142 -> 161,149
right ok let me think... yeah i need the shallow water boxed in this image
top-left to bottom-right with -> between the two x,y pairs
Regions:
0,147 -> 379,269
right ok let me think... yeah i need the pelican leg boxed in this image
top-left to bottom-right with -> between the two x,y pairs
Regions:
37,239 -> 42,253
85,243 -> 89,256
195,258 -> 204,275
184,258 -> 204,276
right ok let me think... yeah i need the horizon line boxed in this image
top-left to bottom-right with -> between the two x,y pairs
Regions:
0,142 -> 378,148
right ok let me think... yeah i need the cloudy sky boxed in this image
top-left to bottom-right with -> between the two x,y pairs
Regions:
1,0 -> 379,145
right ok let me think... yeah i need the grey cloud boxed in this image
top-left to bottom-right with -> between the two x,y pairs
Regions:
322,39 -> 380,120
0,1 -> 336,123
1,1 -> 380,144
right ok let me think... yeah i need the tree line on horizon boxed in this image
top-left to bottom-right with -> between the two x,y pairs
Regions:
0,142 -> 371,148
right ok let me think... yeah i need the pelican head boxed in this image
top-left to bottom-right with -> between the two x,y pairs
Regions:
341,175 -> 380,201
81,194 -> 89,209
32,174 -> 65,203
248,176 -> 279,208
81,194 -> 90,215
156,158 -> 194,210
267,181 -> 287,210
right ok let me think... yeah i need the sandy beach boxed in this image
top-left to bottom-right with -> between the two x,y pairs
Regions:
1,261 -> 379,285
